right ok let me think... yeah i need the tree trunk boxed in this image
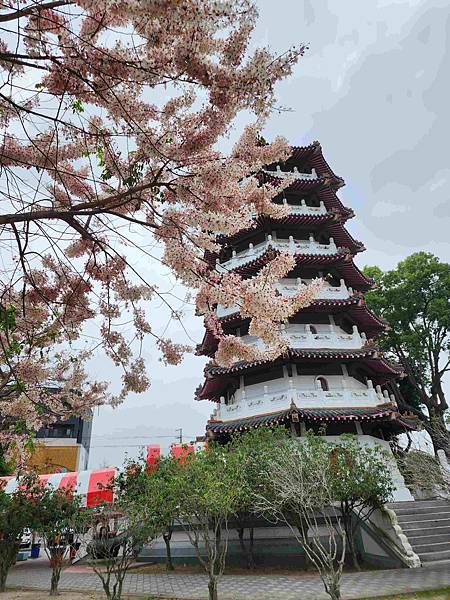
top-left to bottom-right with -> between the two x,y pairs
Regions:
426,411 -> 450,458
341,508 -> 360,571
324,578 -> 341,600
49,549 -> 65,596
0,540 -> 18,592
50,566 -> 61,596
248,527 -> 255,569
347,529 -> 359,571
237,528 -> 248,568
237,527 -> 255,569
163,528 -> 174,571
208,576 -> 218,600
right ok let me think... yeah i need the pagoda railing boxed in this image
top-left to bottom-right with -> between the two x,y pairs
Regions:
262,165 -> 318,181
266,199 -> 327,217
211,381 -> 392,422
216,278 -> 352,319
276,277 -> 352,299
240,324 -> 366,351
216,236 -> 338,273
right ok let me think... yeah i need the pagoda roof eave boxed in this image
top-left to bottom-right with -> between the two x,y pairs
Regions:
198,348 -> 402,385
213,214 -> 364,256
214,294 -> 386,328
290,142 -> 341,183
220,248 -> 373,290
197,295 -> 388,357
206,406 -> 420,434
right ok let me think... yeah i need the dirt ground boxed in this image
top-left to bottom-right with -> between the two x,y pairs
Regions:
6,589 -> 450,600
133,562 -> 371,576
3,593 -> 102,600
4,588 -> 450,600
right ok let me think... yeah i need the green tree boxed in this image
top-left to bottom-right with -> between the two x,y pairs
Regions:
35,486 -> 84,596
255,434 -> 347,600
329,436 -> 394,570
86,463 -> 166,600
364,253 -> 450,455
141,456 -> 180,571
169,444 -> 247,600
0,475 -> 41,592
228,428 -> 288,569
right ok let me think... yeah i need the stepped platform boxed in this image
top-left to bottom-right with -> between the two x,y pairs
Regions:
387,499 -> 450,566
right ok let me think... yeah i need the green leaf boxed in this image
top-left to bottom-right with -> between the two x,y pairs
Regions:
70,99 -> 84,114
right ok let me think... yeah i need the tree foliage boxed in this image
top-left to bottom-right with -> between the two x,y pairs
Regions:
168,443 -> 248,600
86,463 -> 167,600
364,252 -> 450,454
254,434 -> 347,600
0,0 -> 323,462
328,436 -> 394,569
0,475 -> 42,592
34,484 -> 84,595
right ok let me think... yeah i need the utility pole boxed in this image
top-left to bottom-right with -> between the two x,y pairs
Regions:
175,428 -> 183,444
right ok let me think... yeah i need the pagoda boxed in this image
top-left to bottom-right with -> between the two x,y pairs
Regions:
196,142 -> 417,501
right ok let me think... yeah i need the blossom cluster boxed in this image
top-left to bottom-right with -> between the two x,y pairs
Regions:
0,0 -> 307,460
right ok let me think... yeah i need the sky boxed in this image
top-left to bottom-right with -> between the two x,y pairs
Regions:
88,0 -> 450,468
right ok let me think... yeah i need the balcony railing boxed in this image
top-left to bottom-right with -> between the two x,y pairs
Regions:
262,165 -> 318,181
216,278 -> 353,319
276,278 -> 352,300
239,324 -> 366,351
210,380 -> 393,422
216,236 -> 338,273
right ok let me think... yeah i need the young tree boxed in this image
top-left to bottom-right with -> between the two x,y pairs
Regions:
255,435 -> 346,600
228,427 -> 288,569
0,0 -> 322,461
86,463 -> 166,600
364,253 -> 450,456
140,455 -> 180,571
170,443 -> 247,600
35,485 -> 84,595
329,436 -> 394,570
0,475 -> 41,592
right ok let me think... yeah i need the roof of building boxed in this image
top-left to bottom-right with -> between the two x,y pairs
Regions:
212,214 -> 364,258
206,405 -> 420,434
196,349 -> 401,401
218,246 -> 373,290
197,293 -> 387,356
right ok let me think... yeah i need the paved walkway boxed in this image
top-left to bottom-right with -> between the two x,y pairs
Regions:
7,559 -> 450,599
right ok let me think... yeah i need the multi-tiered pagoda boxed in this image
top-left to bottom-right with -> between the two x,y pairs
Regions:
196,142 -> 416,499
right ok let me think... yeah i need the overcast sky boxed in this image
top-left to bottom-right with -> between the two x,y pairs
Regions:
88,0 -> 450,469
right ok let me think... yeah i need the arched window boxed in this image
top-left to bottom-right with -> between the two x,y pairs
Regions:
309,325 -> 318,335
316,376 -> 329,391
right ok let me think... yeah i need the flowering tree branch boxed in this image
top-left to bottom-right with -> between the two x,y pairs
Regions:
0,0 -> 319,461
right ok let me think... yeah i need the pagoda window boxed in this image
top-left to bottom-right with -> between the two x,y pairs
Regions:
315,376 -> 329,391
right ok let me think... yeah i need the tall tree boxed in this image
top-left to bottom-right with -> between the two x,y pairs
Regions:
0,0 -> 322,461
364,253 -> 450,455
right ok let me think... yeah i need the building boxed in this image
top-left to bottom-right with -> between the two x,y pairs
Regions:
195,141 -> 418,501
28,414 -> 92,474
